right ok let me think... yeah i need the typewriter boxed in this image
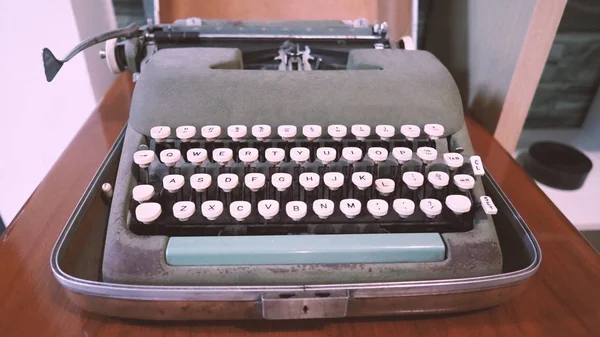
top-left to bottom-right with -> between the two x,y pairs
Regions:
45,18 -> 540,319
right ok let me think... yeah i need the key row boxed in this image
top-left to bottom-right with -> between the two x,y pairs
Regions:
134,146 -> 484,174
135,195 -> 498,224
132,171 -> 477,202
149,123 -> 446,143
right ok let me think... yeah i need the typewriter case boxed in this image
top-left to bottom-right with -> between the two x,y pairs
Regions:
50,46 -> 541,320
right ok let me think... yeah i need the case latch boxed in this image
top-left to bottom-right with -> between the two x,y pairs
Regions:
261,291 -> 349,319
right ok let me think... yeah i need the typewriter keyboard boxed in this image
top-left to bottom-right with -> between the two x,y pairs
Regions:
128,124 -> 496,237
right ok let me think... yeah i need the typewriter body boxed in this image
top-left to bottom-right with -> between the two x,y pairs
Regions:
46,18 -> 541,320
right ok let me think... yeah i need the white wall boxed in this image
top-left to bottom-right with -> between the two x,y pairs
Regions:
0,0 -> 117,225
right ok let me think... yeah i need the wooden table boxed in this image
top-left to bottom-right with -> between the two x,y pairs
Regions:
1,75 -> 599,336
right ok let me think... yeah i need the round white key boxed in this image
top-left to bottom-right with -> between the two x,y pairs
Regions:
173,201 -> 195,221
239,148 -> 259,165
265,148 -> 285,164
351,124 -> 371,141
328,124 -> 347,141
470,155 -> 485,176
313,199 -> 335,219
176,126 -> 196,142
133,150 -> 155,168
160,149 -> 181,167
392,147 -> 412,164
480,196 -> 498,215
277,125 -> 297,141
393,198 -> 415,218
272,173 -> 293,191
252,124 -> 272,141
286,201 -> 307,221
190,173 -> 211,192
186,148 -> 207,165
445,195 -> 472,214
424,124 -> 444,139
227,125 -> 247,141
443,153 -> 464,169
342,147 -> 362,164
352,172 -> 373,190
258,200 -> 280,220
150,126 -> 171,143
302,125 -> 322,141
163,174 -> 184,193
340,199 -> 361,218
230,201 -> 252,221
227,125 -> 248,142
316,147 -> 336,165
323,172 -> 344,190
290,147 -> 310,164
367,199 -> 389,218
367,147 -> 389,164
374,178 -> 395,195
135,202 -> 162,224
400,125 -> 420,140
375,125 -> 395,141
453,174 -> 475,190
201,125 -> 221,141
299,172 -> 320,191
212,148 -> 233,165
245,173 -> 266,192
218,173 -> 239,192
427,171 -> 449,189
420,198 -> 442,218
132,184 -> 154,202
201,200 -> 224,220
416,147 -> 437,163
402,171 -> 424,190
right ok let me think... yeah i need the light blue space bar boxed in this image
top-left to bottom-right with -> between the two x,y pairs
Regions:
166,234 -> 446,266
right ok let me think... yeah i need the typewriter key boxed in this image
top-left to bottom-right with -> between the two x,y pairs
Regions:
135,202 -> 162,224
133,150 -> 155,168
480,196 -> 498,215
302,125 -> 322,141
427,171 -> 449,189
132,184 -> 154,202
443,153 -> 464,170
374,178 -> 395,196
402,172 -> 424,190
376,124 -> 395,141
453,174 -> 475,191
367,199 -> 389,219
173,201 -> 195,221
150,126 -> 171,143
445,195 -> 472,215
419,198 -> 442,218
393,198 -> 415,218
313,199 -> 334,219
400,125 -> 420,141
424,124 -> 444,140
258,199 -> 279,220
176,126 -> 196,142
352,172 -> 373,191
351,124 -> 371,141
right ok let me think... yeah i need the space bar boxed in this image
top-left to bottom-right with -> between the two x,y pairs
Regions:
166,233 -> 446,266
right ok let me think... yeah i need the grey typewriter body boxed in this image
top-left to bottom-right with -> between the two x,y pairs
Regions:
46,19 -> 540,319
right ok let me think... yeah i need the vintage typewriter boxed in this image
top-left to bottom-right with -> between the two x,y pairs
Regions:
45,18 -> 540,320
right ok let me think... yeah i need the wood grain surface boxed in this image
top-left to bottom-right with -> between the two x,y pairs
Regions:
1,75 -> 599,336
